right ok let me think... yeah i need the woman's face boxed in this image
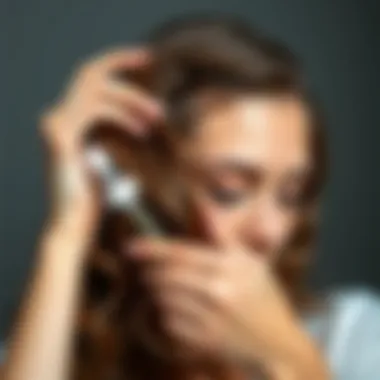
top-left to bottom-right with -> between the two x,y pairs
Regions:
177,92 -> 312,261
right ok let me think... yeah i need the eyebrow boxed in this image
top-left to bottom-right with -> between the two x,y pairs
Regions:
187,158 -> 311,181
187,158 -> 264,180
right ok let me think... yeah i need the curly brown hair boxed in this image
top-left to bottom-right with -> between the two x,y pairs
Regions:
72,13 -> 328,380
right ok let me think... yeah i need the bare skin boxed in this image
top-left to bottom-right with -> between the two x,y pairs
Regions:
2,48 -> 330,380
2,48 -> 163,380
125,93 -> 328,378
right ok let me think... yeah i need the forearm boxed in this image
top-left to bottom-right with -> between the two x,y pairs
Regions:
3,222 -> 90,380
266,323 -> 331,380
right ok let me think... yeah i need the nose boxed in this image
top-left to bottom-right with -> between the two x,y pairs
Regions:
242,195 -> 283,254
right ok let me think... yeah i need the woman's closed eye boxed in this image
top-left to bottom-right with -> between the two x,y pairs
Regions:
205,173 -> 252,206
208,185 -> 250,206
184,160 -> 260,207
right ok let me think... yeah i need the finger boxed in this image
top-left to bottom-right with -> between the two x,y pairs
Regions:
146,265 -> 212,300
161,302 -> 204,347
126,237 -> 173,261
91,102 -> 147,137
95,47 -> 152,72
158,291 -> 219,355
157,286 -> 209,318
126,237 -> 218,269
101,78 -> 164,122
163,314 -> 217,359
155,287 -> 211,332
144,256 -> 216,281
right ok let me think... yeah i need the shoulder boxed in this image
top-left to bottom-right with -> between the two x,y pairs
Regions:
326,286 -> 380,346
304,286 -> 380,329
329,285 -> 380,310
323,286 -> 380,330
304,286 -> 380,379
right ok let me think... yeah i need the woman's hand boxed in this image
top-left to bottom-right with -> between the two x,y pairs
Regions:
2,48 -> 165,380
40,47 -> 163,243
125,237 -> 329,379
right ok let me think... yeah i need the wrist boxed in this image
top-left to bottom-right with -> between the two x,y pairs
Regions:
48,158 -> 100,236
40,219 -> 95,265
264,323 -> 330,380
48,207 -> 97,237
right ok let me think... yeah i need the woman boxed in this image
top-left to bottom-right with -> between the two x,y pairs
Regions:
2,14 -> 380,380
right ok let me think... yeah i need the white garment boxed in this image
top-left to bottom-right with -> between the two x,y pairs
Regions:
1,287 -> 379,379
303,287 -> 380,380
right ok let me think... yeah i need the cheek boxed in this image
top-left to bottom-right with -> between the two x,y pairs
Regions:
269,214 -> 301,258
191,191 -> 246,242
240,205 -> 301,259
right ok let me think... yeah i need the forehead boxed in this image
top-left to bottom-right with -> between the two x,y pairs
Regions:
181,93 -> 311,169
